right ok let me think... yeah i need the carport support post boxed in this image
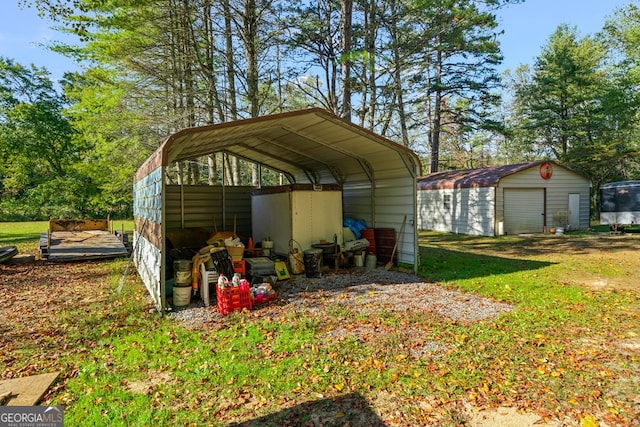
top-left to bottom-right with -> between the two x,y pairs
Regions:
222,152 -> 227,230
178,162 -> 185,229
161,168 -> 167,312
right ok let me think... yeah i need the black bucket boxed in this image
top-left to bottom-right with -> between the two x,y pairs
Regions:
303,248 -> 323,278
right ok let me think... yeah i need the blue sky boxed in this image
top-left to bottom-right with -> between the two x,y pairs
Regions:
0,1 -> 634,80
496,0 -> 632,71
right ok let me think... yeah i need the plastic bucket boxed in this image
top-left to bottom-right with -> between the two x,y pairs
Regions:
173,285 -> 191,306
303,248 -> 323,278
174,260 -> 193,286
227,246 -> 244,261
365,254 -> 377,269
354,253 -> 364,267
262,240 -> 273,257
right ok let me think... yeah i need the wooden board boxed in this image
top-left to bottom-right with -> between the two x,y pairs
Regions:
5,254 -> 36,264
0,372 -> 60,406
42,230 -> 128,262
49,219 -> 109,232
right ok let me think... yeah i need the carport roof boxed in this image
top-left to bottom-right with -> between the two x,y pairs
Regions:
135,108 -> 422,184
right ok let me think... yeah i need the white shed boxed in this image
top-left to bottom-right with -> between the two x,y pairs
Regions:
417,161 -> 591,236
133,108 -> 422,311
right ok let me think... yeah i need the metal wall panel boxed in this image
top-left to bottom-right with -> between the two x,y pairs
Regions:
165,185 -> 254,242
134,233 -> 162,311
342,173 -> 417,267
133,167 -> 163,225
133,166 -> 164,311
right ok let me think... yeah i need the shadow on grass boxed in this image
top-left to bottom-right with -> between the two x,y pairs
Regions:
229,392 -> 386,427
0,233 -> 41,245
419,246 -> 554,283
421,231 -> 640,257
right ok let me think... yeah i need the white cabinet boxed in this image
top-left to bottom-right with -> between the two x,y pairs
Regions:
251,185 -> 343,255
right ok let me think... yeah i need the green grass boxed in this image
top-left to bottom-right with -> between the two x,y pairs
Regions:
1,227 -> 639,425
0,221 -> 48,254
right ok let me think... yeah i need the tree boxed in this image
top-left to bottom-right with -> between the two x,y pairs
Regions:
405,0 -> 510,172
0,58 -> 94,219
598,2 -> 640,181
506,19 -> 640,212
515,25 -> 606,159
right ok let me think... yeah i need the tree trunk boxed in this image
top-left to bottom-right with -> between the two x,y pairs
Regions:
389,0 -> 409,146
430,49 -> 443,173
340,0 -> 353,120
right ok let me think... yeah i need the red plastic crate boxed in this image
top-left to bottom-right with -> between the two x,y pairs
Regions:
216,285 -> 252,315
253,292 -> 278,306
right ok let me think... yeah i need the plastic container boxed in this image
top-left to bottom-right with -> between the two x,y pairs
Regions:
173,285 -> 191,306
226,246 -> 244,261
173,259 -> 193,286
354,253 -> 364,267
262,240 -> 273,257
365,253 -> 377,269
361,228 -> 376,254
303,248 -> 323,278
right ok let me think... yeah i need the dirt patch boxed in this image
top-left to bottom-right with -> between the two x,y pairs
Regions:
464,405 -> 559,427
125,370 -> 172,394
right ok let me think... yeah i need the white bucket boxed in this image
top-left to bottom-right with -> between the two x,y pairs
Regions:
262,240 -> 273,257
173,286 -> 191,306
354,253 -> 364,267
365,254 -> 377,269
556,227 -> 565,235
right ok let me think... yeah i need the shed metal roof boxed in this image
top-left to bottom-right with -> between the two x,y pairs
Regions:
417,162 -> 544,190
135,108 -> 422,185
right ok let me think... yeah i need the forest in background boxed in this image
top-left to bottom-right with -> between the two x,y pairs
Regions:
1,0 -> 640,221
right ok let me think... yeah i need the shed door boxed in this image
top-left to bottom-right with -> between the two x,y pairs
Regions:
569,194 -> 580,230
504,188 -> 545,234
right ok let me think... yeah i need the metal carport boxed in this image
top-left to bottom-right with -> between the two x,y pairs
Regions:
133,108 -> 422,311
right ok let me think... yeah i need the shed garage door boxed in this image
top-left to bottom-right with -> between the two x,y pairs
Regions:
504,188 -> 544,234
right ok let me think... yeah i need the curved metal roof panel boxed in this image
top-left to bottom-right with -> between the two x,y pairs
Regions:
135,108 -> 422,184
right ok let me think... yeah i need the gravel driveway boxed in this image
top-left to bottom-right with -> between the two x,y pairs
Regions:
169,268 -> 514,329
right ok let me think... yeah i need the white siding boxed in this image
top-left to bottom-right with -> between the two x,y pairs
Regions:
497,165 -> 591,231
417,187 -> 495,236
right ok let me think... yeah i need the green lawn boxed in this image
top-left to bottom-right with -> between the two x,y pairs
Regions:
1,227 -> 638,426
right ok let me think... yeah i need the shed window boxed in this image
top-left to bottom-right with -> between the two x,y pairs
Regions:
443,194 -> 451,210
